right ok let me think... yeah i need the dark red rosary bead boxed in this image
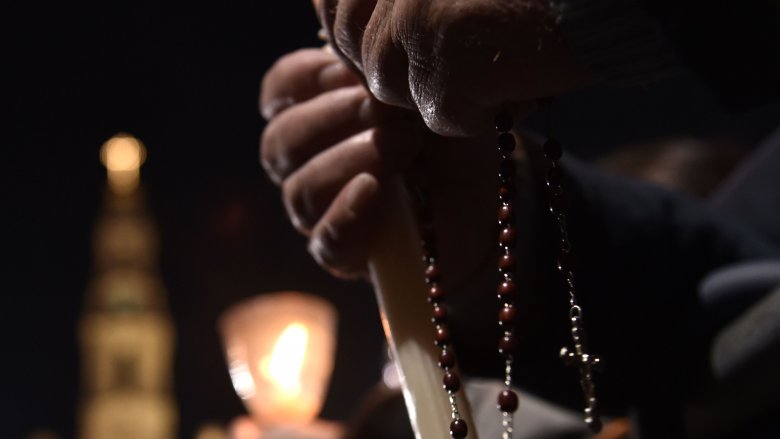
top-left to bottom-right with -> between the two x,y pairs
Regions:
498,204 -> 513,223
443,371 -> 461,392
499,183 -> 516,202
497,280 -> 518,299
499,305 -> 517,327
432,305 -> 448,323
438,349 -> 456,369
428,285 -> 445,303
435,325 -> 451,347
499,226 -> 516,246
498,389 -> 519,413
498,253 -> 516,271
425,264 -> 441,282
450,419 -> 469,439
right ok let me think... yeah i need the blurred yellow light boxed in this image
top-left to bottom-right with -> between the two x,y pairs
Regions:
194,423 -> 228,439
101,136 -> 145,171
100,134 -> 146,195
261,323 -> 309,398
219,292 -> 337,427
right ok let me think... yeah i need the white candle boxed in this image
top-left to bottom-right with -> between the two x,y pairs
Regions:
367,179 -> 479,439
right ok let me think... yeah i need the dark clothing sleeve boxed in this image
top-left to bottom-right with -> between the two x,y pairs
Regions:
486,156 -> 779,429
558,156 -> 780,434
564,155 -> 777,382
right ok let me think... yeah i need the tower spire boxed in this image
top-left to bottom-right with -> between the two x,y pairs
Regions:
100,134 -> 146,196
79,134 -> 177,439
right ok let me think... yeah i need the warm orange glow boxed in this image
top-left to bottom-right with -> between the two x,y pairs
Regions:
100,134 -> 146,195
194,423 -> 228,439
260,323 -> 309,398
218,292 -> 337,427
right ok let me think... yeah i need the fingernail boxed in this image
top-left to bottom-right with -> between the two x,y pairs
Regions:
289,209 -> 305,231
260,151 -> 292,185
261,96 -> 295,120
283,184 -> 316,233
260,158 -> 282,185
308,234 -> 334,267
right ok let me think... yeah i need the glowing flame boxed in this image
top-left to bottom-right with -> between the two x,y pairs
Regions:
260,323 -> 309,398
100,134 -> 146,195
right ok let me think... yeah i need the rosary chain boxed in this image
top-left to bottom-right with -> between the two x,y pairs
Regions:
415,188 -> 469,439
412,113 -> 602,438
543,138 -> 603,433
495,112 -> 520,439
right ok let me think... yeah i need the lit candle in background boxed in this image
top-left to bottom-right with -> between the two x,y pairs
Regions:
100,134 -> 146,196
218,292 -> 337,428
260,322 -> 309,400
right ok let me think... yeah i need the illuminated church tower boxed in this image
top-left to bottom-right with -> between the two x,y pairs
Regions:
78,135 -> 177,439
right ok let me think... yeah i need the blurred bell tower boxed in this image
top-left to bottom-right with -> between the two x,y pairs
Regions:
78,134 -> 177,439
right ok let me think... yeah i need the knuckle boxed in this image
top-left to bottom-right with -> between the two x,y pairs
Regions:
364,57 -> 411,108
332,26 -> 363,70
363,57 -> 401,106
332,0 -> 383,71
415,89 -> 472,136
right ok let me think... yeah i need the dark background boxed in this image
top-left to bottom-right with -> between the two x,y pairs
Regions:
2,3 -> 385,438
3,2 -> 779,439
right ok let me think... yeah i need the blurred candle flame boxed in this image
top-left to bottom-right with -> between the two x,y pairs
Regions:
219,292 -> 337,426
100,134 -> 146,195
261,323 -> 309,399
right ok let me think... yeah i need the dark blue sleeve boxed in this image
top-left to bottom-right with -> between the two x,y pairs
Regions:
516,155 -> 779,417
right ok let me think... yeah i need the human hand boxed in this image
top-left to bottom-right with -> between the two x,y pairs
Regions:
260,48 -> 501,285
316,0 -> 591,136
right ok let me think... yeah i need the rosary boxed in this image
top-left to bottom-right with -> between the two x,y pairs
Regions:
312,13 -> 601,437
416,110 -> 602,438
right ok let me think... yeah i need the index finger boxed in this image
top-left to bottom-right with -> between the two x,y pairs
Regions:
260,48 -> 360,119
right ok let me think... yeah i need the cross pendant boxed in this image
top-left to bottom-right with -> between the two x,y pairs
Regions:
560,345 -> 602,433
